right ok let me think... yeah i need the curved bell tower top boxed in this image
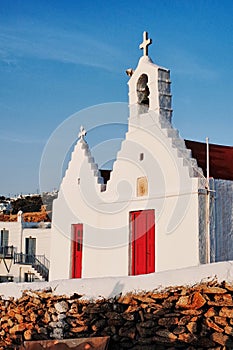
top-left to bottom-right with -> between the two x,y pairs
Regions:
127,31 -> 172,123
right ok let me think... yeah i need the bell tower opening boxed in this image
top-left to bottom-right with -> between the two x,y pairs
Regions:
137,74 -> 150,107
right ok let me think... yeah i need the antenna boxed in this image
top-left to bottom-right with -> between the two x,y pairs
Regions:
206,137 -> 210,264
206,137 -> 210,186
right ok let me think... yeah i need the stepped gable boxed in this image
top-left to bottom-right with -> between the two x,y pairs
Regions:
158,115 -> 204,179
60,130 -> 106,193
80,138 -> 106,191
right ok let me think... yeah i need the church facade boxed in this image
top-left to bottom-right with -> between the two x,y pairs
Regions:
49,32 -> 233,281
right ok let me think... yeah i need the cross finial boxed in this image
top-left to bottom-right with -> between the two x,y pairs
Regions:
139,31 -> 152,57
78,125 -> 86,140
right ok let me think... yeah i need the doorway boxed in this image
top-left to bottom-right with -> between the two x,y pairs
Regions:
130,210 -> 155,275
71,224 -> 83,278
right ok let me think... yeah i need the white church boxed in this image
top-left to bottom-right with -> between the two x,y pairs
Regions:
49,32 -> 232,281
0,32 -> 232,284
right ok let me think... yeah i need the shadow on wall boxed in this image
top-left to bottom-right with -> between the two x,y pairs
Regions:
214,180 -> 233,262
108,281 -> 125,299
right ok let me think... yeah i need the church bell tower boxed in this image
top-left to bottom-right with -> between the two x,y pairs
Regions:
127,31 -> 172,123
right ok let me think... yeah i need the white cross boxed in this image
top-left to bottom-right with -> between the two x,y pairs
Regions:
78,125 -> 87,140
139,31 -> 152,56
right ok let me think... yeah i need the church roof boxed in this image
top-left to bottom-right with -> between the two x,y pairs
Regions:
185,140 -> 233,181
100,140 -> 233,183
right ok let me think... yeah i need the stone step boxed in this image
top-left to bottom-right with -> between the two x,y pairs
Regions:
172,138 -> 186,149
166,128 -> 179,139
177,148 -> 192,158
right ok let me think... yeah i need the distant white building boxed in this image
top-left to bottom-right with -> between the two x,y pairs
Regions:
49,32 -> 233,281
0,214 -> 51,283
0,201 -> 12,214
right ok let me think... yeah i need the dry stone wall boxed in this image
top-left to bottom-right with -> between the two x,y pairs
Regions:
1,280 -> 233,349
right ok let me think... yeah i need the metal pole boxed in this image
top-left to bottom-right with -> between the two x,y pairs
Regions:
206,137 -> 210,182
206,137 -> 210,263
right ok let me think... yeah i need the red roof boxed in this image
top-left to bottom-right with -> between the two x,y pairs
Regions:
185,140 -> 233,181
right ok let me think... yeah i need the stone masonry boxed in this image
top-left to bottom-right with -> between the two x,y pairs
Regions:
1,280 -> 233,349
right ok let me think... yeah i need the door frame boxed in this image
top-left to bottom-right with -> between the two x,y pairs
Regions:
129,209 -> 155,276
71,223 -> 83,278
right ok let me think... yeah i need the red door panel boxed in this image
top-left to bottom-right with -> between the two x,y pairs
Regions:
71,224 -> 83,278
147,210 -> 155,273
130,210 -> 155,275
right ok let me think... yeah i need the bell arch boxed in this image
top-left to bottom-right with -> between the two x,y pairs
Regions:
137,74 -> 150,106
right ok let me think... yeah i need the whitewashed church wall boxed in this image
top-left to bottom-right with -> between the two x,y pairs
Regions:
214,179 -> 233,261
50,107 -> 201,280
49,138 -> 108,281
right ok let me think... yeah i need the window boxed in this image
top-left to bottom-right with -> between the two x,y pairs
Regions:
0,229 -> 9,247
140,153 -> 144,161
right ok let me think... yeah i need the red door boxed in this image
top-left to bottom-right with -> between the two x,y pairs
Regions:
71,224 -> 83,278
130,210 -> 155,275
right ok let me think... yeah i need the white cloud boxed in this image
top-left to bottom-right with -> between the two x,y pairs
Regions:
0,21 -> 124,71
0,134 -> 45,145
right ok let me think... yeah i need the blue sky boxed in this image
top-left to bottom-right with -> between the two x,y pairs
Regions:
0,0 -> 232,196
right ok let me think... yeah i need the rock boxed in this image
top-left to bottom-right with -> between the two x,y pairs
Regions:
122,312 -> 134,321
205,318 -> 224,332
204,307 -> 216,318
124,305 -> 141,313
186,321 -> 197,333
9,323 -> 27,333
223,281 -> 233,292
155,329 -> 177,340
24,329 -> 32,340
173,326 -> 186,335
133,294 -> 157,304
136,324 -> 158,338
176,292 -> 206,310
139,320 -> 157,328
54,301 -> 69,313
219,307 -> 233,318
224,325 -> 233,335
150,292 -> 170,299
70,325 -> 88,333
30,312 -> 37,322
178,332 -> 196,343
7,319 -> 13,327
178,315 -> 192,325
138,310 -> 144,321
119,325 -> 136,339
197,337 -> 216,347
91,319 -> 106,331
42,311 -> 50,324
117,294 -> 136,305
15,313 -> 24,323
158,317 -> 179,327
202,286 -> 227,294
181,309 -> 202,315
50,328 -> 63,339
214,316 -> 228,326
215,293 -> 232,302
211,332 -> 233,346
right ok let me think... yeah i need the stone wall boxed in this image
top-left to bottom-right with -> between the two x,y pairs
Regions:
1,280 -> 233,349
